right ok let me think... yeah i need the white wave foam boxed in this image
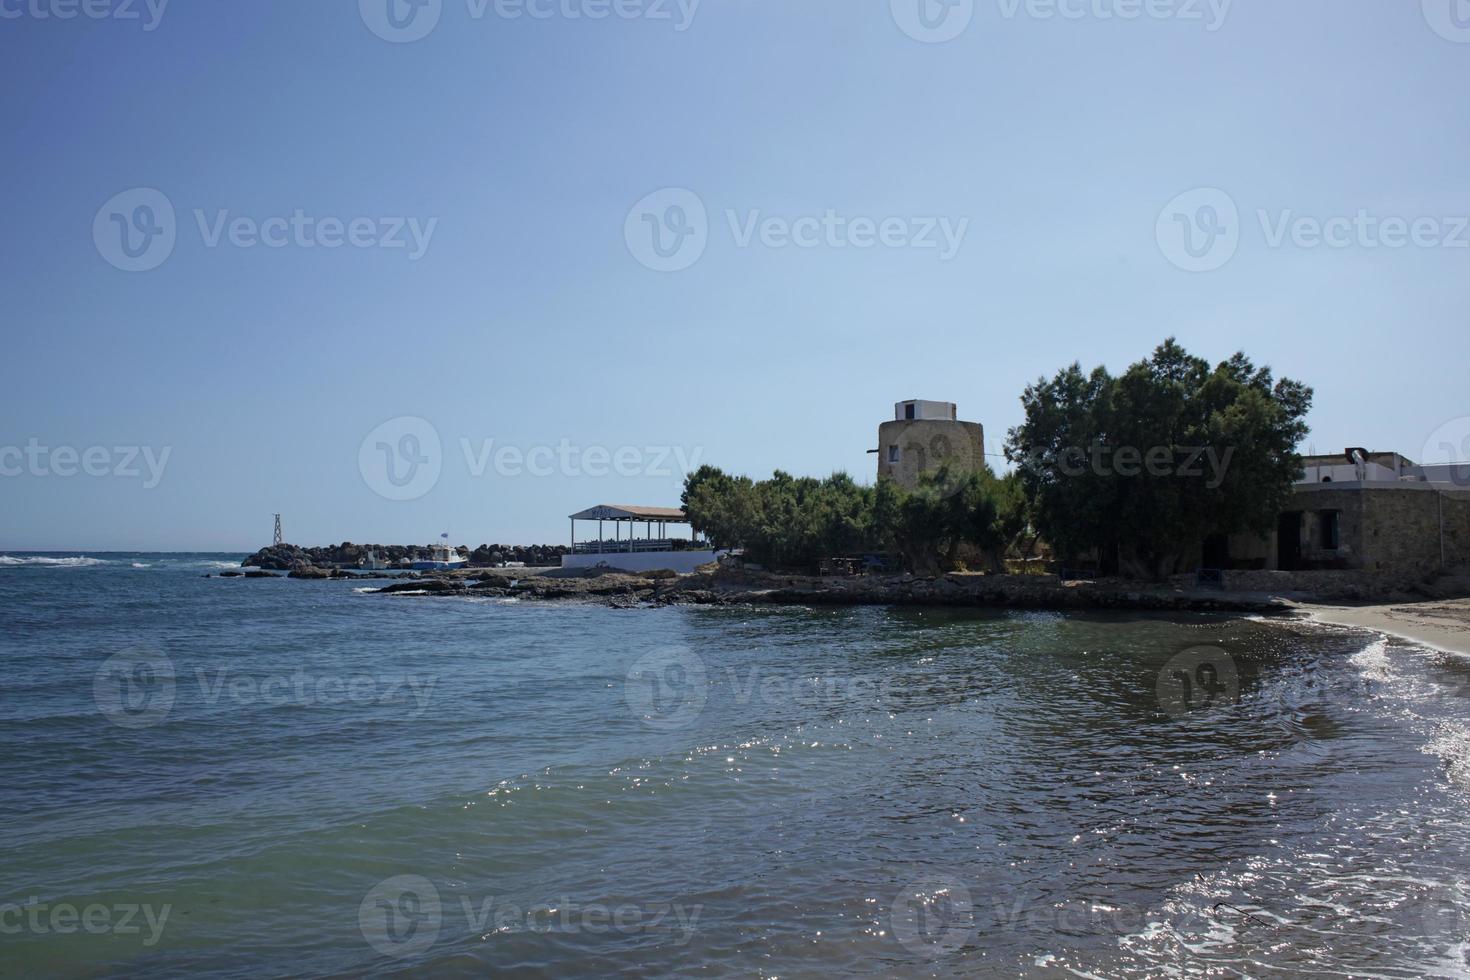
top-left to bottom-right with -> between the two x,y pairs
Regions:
131,562 -> 152,569
1349,637 -> 1395,683
1426,722 -> 1470,791
0,555 -> 109,568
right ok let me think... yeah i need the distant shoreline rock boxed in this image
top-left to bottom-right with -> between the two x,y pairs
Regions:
240,542 -> 570,571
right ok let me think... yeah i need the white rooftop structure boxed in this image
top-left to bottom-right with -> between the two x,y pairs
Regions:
894,399 -> 958,422
1298,449 -> 1470,490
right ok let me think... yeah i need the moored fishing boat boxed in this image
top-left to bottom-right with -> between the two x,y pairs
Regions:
409,535 -> 467,570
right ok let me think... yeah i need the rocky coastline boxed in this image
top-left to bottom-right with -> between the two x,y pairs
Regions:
223,546 -> 1470,615
361,566 -> 1301,613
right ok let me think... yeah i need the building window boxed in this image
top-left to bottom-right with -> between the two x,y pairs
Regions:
1320,511 -> 1340,550
904,403 -> 916,420
887,446 -> 901,464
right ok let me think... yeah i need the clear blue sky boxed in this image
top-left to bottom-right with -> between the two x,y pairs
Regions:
2,0 -> 1467,552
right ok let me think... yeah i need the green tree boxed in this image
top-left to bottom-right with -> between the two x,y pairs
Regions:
684,464 -> 1006,574
681,465 -> 757,552
684,467 -> 882,568
876,465 -> 1004,576
995,470 -> 1038,563
1005,339 -> 1312,579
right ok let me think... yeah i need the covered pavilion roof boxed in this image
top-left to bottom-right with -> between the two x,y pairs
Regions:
568,504 -> 688,522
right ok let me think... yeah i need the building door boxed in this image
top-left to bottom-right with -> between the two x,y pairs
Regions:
1277,512 -> 1302,571
1202,534 -> 1228,570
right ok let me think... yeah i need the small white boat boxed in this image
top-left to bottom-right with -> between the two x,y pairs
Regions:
409,542 -> 467,570
357,550 -> 393,571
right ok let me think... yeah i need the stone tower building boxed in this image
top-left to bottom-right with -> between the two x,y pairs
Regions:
877,399 -> 986,491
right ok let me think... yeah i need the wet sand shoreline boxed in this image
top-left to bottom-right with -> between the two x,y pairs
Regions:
1298,598 -> 1470,657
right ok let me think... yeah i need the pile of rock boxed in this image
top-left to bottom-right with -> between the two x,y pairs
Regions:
241,541 -> 570,570
466,544 -> 569,567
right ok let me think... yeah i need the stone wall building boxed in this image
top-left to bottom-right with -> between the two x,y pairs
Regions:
876,399 -> 986,491
1224,450 -> 1470,579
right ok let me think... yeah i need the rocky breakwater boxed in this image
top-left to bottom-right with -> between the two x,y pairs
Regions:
241,542 -> 570,571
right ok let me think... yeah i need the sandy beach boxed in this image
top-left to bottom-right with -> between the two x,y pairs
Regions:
1301,597 -> 1470,657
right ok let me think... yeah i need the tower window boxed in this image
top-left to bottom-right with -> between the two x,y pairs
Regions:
887,446 -> 901,464
904,403 -> 916,420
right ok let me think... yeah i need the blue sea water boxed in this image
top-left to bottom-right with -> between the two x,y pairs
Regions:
5,553 -> 1470,977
